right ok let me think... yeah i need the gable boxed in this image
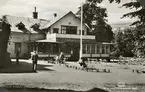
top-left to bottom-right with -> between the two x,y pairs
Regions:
42,11 -> 89,30
52,12 -> 82,27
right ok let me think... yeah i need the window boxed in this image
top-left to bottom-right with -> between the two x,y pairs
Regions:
91,44 -> 95,54
106,45 -> 110,54
31,23 -> 40,31
28,43 -> 33,53
79,30 -> 85,35
61,25 -> 77,34
53,28 -> 59,33
15,43 -> 21,54
83,44 -> 87,54
16,22 -> 25,30
102,45 -> 105,54
95,44 -> 97,54
52,43 -> 59,53
86,44 -> 91,54
61,26 -> 66,34
38,43 -> 45,53
97,45 -> 100,54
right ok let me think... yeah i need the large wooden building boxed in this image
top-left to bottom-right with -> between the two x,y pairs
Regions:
3,10 -> 112,61
35,11 -> 112,60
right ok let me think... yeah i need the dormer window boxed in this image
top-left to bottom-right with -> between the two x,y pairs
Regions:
16,22 -> 25,30
31,23 -> 40,31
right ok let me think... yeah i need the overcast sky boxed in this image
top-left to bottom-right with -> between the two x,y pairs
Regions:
0,0 -> 137,28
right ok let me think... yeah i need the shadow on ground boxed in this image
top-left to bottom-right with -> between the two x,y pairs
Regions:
0,87 -> 109,92
0,60 -> 54,73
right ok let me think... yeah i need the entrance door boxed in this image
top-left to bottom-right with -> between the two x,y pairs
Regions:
15,43 -> 21,56
70,44 -> 79,61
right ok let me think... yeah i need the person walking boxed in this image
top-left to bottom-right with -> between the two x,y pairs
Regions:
32,50 -> 38,72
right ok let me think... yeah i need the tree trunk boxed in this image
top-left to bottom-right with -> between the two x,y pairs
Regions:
0,21 -> 11,68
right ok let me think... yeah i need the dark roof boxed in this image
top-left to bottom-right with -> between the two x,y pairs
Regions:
5,15 -> 48,33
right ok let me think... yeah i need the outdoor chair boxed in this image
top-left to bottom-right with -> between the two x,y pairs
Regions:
103,69 -> 107,72
96,69 -> 99,72
107,69 -> 111,73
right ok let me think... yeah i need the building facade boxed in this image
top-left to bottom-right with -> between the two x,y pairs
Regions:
3,11 -> 112,61
4,15 -> 47,58
36,11 -> 112,61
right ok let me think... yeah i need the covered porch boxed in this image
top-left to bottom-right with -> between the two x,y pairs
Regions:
29,40 -> 62,59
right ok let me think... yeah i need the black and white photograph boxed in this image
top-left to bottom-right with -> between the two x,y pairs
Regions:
0,0 -> 145,92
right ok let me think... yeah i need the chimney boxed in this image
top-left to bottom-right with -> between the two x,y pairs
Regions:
33,7 -> 38,19
54,13 -> 57,18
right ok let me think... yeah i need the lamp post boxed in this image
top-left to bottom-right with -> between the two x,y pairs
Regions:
79,0 -> 83,60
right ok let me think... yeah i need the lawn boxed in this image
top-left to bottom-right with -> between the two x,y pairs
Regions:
0,59 -> 145,92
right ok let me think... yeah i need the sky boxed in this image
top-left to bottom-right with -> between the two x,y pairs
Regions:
0,0 -> 137,29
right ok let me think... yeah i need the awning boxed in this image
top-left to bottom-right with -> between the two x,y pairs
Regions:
35,39 -> 62,43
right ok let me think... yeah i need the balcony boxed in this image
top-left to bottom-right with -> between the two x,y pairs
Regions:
46,33 -> 95,40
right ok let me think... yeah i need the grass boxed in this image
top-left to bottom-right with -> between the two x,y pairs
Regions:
1,59 -> 145,92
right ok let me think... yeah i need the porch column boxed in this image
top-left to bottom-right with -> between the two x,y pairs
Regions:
108,45 -> 110,53
36,43 -> 39,51
90,44 -> 92,57
95,44 -> 97,54
100,44 -> 102,54
104,44 -> 106,54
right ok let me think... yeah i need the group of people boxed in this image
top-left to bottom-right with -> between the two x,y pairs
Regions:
17,49 -> 88,72
31,51 -> 86,71
30,51 -> 65,72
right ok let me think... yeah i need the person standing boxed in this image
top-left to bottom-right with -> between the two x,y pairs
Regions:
16,48 -> 20,64
32,50 -> 38,72
55,55 -> 59,64
59,52 -> 64,64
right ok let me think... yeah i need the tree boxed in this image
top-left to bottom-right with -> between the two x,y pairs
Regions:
86,0 -> 145,57
77,0 -> 114,42
77,0 -> 108,27
0,17 -> 11,68
94,18 -> 113,42
120,0 -> 145,57
122,0 -> 144,26
131,26 -> 145,57
86,0 -> 120,4
112,28 -> 135,57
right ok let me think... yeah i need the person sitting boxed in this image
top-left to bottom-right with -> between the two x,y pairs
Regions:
78,58 -> 83,66
78,58 -> 87,68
